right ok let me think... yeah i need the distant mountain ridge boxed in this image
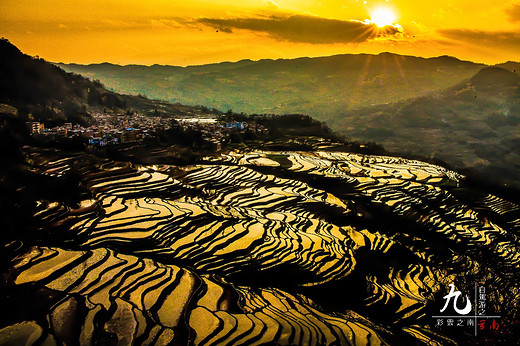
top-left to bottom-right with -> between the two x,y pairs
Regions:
470,66 -> 520,90
57,52 -> 486,118
494,61 -> 520,75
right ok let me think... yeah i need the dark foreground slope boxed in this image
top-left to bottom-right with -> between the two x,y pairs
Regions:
1,146 -> 519,345
333,66 -> 520,190
0,38 -> 215,126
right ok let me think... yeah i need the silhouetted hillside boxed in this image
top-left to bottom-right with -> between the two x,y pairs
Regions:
0,39 -> 217,127
0,39 -> 128,126
333,66 -> 520,189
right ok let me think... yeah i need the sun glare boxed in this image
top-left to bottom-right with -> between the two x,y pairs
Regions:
370,7 -> 397,27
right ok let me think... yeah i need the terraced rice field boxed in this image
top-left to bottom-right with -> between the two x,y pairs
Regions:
2,149 -> 519,345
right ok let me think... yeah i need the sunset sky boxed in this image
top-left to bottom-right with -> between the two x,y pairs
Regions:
2,0 -> 520,66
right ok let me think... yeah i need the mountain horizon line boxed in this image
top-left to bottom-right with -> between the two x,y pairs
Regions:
55,51 -> 519,69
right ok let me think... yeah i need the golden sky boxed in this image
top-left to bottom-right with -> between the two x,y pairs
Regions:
2,0 -> 520,65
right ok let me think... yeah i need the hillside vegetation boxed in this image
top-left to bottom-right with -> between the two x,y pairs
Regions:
333,66 -> 520,189
0,39 -> 215,128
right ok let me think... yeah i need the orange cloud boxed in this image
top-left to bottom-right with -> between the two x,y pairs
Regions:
506,3 -> 520,23
197,14 -> 402,44
439,29 -> 520,50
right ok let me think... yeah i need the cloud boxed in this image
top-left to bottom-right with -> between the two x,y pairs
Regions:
439,29 -> 520,50
197,14 -> 401,44
506,3 -> 520,22
150,18 -> 183,29
264,0 -> 279,10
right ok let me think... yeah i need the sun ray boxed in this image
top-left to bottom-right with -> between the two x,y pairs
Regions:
369,7 -> 397,27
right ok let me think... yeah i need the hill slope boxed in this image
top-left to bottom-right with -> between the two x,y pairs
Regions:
0,38 -> 215,127
332,66 -> 520,188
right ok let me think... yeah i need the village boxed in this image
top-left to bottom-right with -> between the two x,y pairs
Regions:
28,112 -> 268,150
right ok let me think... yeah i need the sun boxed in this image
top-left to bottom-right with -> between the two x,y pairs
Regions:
369,7 -> 397,27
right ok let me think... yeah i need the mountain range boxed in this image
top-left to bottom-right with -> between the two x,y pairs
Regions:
58,54 -> 520,189
57,53 -> 486,116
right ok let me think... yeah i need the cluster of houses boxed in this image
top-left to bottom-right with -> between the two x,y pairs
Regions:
29,113 -> 162,146
28,113 -> 267,149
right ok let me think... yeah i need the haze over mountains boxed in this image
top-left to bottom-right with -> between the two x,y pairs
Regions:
59,55 -> 520,189
334,65 -> 520,189
58,54 -> 485,116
